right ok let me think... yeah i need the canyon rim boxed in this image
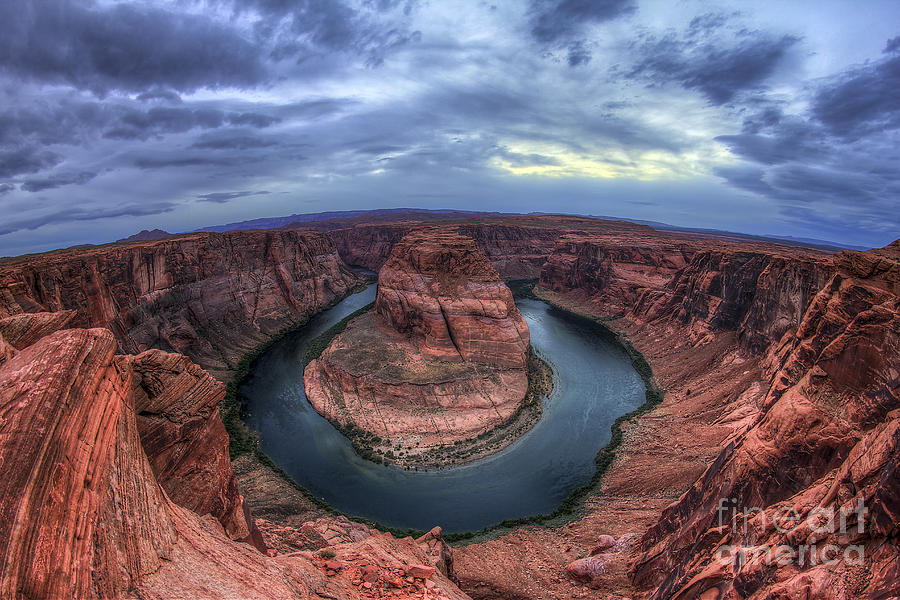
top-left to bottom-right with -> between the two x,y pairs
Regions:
2,1 -> 899,598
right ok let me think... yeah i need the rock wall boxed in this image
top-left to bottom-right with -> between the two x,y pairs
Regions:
375,230 -> 530,368
0,328 -> 177,598
306,230 -> 532,450
119,349 -> 265,551
539,233 -> 697,319
0,324 -> 471,600
539,233 -> 833,352
326,216 -> 643,279
630,241 -> 900,600
0,310 -> 74,366
662,249 -> 834,352
0,230 -> 362,380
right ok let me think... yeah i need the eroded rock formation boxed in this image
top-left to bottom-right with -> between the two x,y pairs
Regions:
325,215 -> 650,279
305,230 -> 531,451
0,324 -> 470,600
119,349 -> 265,550
629,241 -> 900,599
2,211 -> 896,600
0,230 -> 362,380
539,232 -> 833,351
375,230 -> 530,368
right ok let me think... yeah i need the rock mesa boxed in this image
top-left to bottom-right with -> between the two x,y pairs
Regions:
305,230 -> 531,450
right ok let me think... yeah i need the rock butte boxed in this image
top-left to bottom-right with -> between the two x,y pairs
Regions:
304,229 -> 532,450
0,213 -> 897,600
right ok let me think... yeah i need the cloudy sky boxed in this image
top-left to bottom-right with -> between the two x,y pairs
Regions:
1,0 -> 898,255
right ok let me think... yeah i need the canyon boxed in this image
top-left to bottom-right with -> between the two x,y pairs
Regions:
0,213 -> 897,600
0,229 -> 363,380
304,230 -> 534,461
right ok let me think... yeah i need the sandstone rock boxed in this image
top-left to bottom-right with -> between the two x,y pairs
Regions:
327,214 -> 650,279
119,349 -> 265,551
375,230 -> 529,368
0,327 -> 472,600
406,564 -> 436,579
0,328 -> 177,598
306,230 -> 532,449
588,535 -> 616,555
539,233 -> 833,352
565,556 -> 609,582
0,230 -> 362,380
630,240 -> 900,600
417,526 -> 455,579
0,333 -> 13,366
0,310 -> 75,349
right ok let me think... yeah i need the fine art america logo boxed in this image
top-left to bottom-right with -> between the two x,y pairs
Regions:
714,497 -> 867,567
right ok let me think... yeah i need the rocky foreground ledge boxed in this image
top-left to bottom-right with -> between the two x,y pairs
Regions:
305,230 -> 539,465
0,321 -> 469,599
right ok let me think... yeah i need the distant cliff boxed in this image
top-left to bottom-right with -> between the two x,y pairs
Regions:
0,230 -> 362,379
539,233 -> 834,352
630,240 -> 900,600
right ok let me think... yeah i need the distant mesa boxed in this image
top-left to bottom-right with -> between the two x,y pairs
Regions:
117,228 -> 172,243
304,229 -> 533,464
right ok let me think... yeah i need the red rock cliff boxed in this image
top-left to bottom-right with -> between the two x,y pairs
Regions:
0,325 -> 471,599
326,215 -> 647,279
539,232 -> 833,352
375,230 -> 530,368
630,240 -> 900,600
118,349 -> 265,551
305,230 -> 532,452
0,230 -> 362,380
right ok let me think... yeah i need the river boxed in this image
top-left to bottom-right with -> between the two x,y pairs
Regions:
241,285 -> 645,533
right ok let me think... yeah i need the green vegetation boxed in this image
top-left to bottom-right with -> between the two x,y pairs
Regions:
319,547 -> 336,559
506,278 -> 540,300
221,291 -> 371,459
302,302 -> 375,368
221,282 -> 663,546
443,292 -> 664,544
222,319 -> 306,459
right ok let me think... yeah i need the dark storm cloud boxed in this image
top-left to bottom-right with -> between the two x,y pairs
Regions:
21,171 -> 97,192
0,0 -> 267,95
885,36 -> 900,53
714,51 -> 900,234
716,117 -> 826,165
228,112 -> 282,128
527,0 -> 635,67
0,201 -> 177,236
528,0 -> 636,43
626,31 -> 799,105
224,0 -> 422,67
566,41 -> 592,66
0,147 -> 62,178
0,99 -> 111,148
133,156 -> 242,170
102,107 -> 280,141
196,190 -> 271,203
103,107 -> 227,140
191,134 -> 279,150
811,53 -> 900,137
0,183 -> 14,195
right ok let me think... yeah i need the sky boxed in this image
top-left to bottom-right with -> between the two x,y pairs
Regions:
1,0 -> 899,256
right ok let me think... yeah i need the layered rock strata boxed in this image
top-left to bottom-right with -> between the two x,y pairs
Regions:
0,310 -> 74,366
119,349 -> 265,550
0,324 -> 470,600
0,230 -> 362,380
305,230 -> 531,450
325,215 -> 650,279
630,241 -> 900,600
539,233 -> 834,352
